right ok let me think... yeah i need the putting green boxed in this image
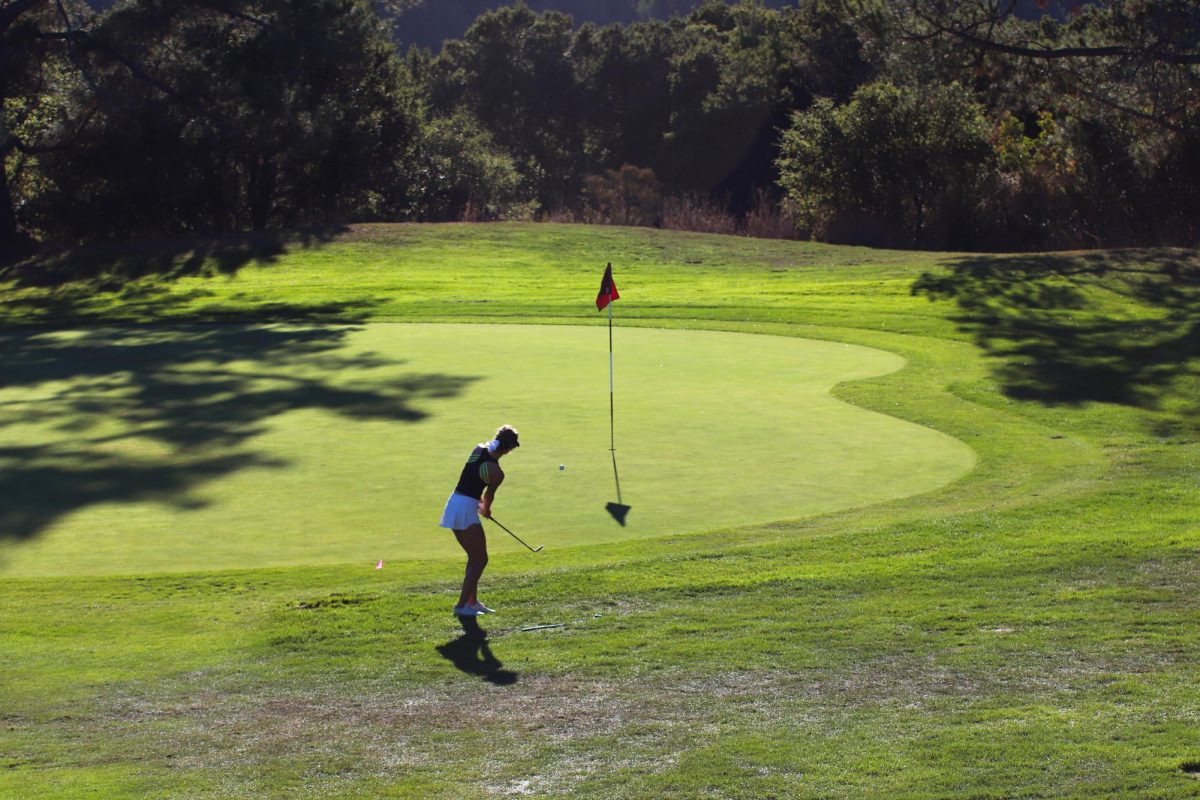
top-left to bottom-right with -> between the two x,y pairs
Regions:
0,323 -> 974,576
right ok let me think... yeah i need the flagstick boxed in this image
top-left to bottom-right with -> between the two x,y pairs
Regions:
600,262 -> 629,525
608,297 -> 615,453
608,295 -> 624,506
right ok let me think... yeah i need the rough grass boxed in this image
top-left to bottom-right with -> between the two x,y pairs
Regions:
1,223 -> 1198,799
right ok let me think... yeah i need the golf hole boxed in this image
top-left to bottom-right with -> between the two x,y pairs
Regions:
1181,761 -> 1200,777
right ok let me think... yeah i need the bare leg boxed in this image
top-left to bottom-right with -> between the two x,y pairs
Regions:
453,524 -> 489,607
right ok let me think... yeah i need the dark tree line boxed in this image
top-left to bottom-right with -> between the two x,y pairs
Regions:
5,0 -> 417,244
4,0 -> 1198,252
385,0 -> 791,51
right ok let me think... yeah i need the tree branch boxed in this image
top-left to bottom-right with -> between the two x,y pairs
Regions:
32,28 -> 203,113
905,1 -> 1200,66
940,26 -> 1199,64
0,0 -> 44,36
195,1 -> 272,31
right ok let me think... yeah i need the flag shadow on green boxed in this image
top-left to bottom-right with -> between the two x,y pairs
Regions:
606,501 -> 631,526
607,449 -> 631,526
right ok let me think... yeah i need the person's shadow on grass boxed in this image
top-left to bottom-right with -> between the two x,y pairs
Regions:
436,616 -> 518,685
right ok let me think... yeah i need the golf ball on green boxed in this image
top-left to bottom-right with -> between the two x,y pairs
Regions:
559,464 -> 565,470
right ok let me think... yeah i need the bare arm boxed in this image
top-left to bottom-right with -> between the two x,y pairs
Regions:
478,462 -> 505,518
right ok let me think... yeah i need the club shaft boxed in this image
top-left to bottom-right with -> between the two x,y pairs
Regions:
488,516 -> 541,552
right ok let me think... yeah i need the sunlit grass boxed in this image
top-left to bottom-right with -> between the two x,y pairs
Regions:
0,323 -> 972,576
1,224 -> 1197,798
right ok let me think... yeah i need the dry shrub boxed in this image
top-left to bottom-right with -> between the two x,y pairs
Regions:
741,190 -> 797,240
582,165 -> 664,227
540,185 -> 796,240
537,207 -> 580,224
661,194 -> 737,235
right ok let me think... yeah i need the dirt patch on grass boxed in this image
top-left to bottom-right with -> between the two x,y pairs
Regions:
85,650 -> 1197,797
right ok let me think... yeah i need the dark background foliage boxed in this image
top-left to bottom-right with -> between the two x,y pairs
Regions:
5,0 -> 1196,253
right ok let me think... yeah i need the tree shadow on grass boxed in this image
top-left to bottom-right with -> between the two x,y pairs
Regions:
0,228 -> 372,326
0,227 -> 348,287
436,616 -> 518,685
912,249 -> 1200,431
0,321 -> 480,544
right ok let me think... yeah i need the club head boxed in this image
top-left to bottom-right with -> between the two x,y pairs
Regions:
606,502 -> 631,526
532,545 -> 544,552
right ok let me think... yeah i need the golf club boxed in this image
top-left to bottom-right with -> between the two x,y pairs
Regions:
487,515 -> 543,552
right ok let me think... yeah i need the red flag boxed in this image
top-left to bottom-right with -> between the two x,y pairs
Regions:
596,262 -> 619,311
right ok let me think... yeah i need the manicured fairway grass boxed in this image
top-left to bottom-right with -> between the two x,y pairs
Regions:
0,323 -> 971,576
1,224 -> 1197,799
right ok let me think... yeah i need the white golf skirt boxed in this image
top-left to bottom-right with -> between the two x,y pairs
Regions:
439,492 -> 481,530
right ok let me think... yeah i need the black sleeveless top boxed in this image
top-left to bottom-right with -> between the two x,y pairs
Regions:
454,446 -> 499,499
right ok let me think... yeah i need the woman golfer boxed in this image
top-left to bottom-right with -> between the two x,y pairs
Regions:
439,425 -> 520,617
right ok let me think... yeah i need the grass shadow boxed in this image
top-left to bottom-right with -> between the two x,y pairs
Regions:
912,249 -> 1200,430
0,323 -> 480,544
0,228 -> 355,326
0,227 -> 348,287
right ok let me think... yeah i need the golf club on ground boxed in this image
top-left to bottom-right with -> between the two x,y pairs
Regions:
486,515 -> 543,552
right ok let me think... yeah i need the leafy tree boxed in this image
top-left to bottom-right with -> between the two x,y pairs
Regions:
1,0 -> 99,247
981,110 -> 1092,248
879,0 -> 1199,247
892,0 -> 1199,133
19,0 -> 418,241
782,0 -> 876,103
384,0 -> 796,50
10,0 -> 1199,251
635,0 -> 696,18
407,110 -> 532,220
1150,110 -> 1200,243
660,1 -> 786,199
656,1 -> 872,210
427,4 -> 584,211
572,20 -> 675,179
425,1 -> 868,217
777,81 -> 994,248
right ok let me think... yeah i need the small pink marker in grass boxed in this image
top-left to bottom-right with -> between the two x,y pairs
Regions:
375,559 -> 384,570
